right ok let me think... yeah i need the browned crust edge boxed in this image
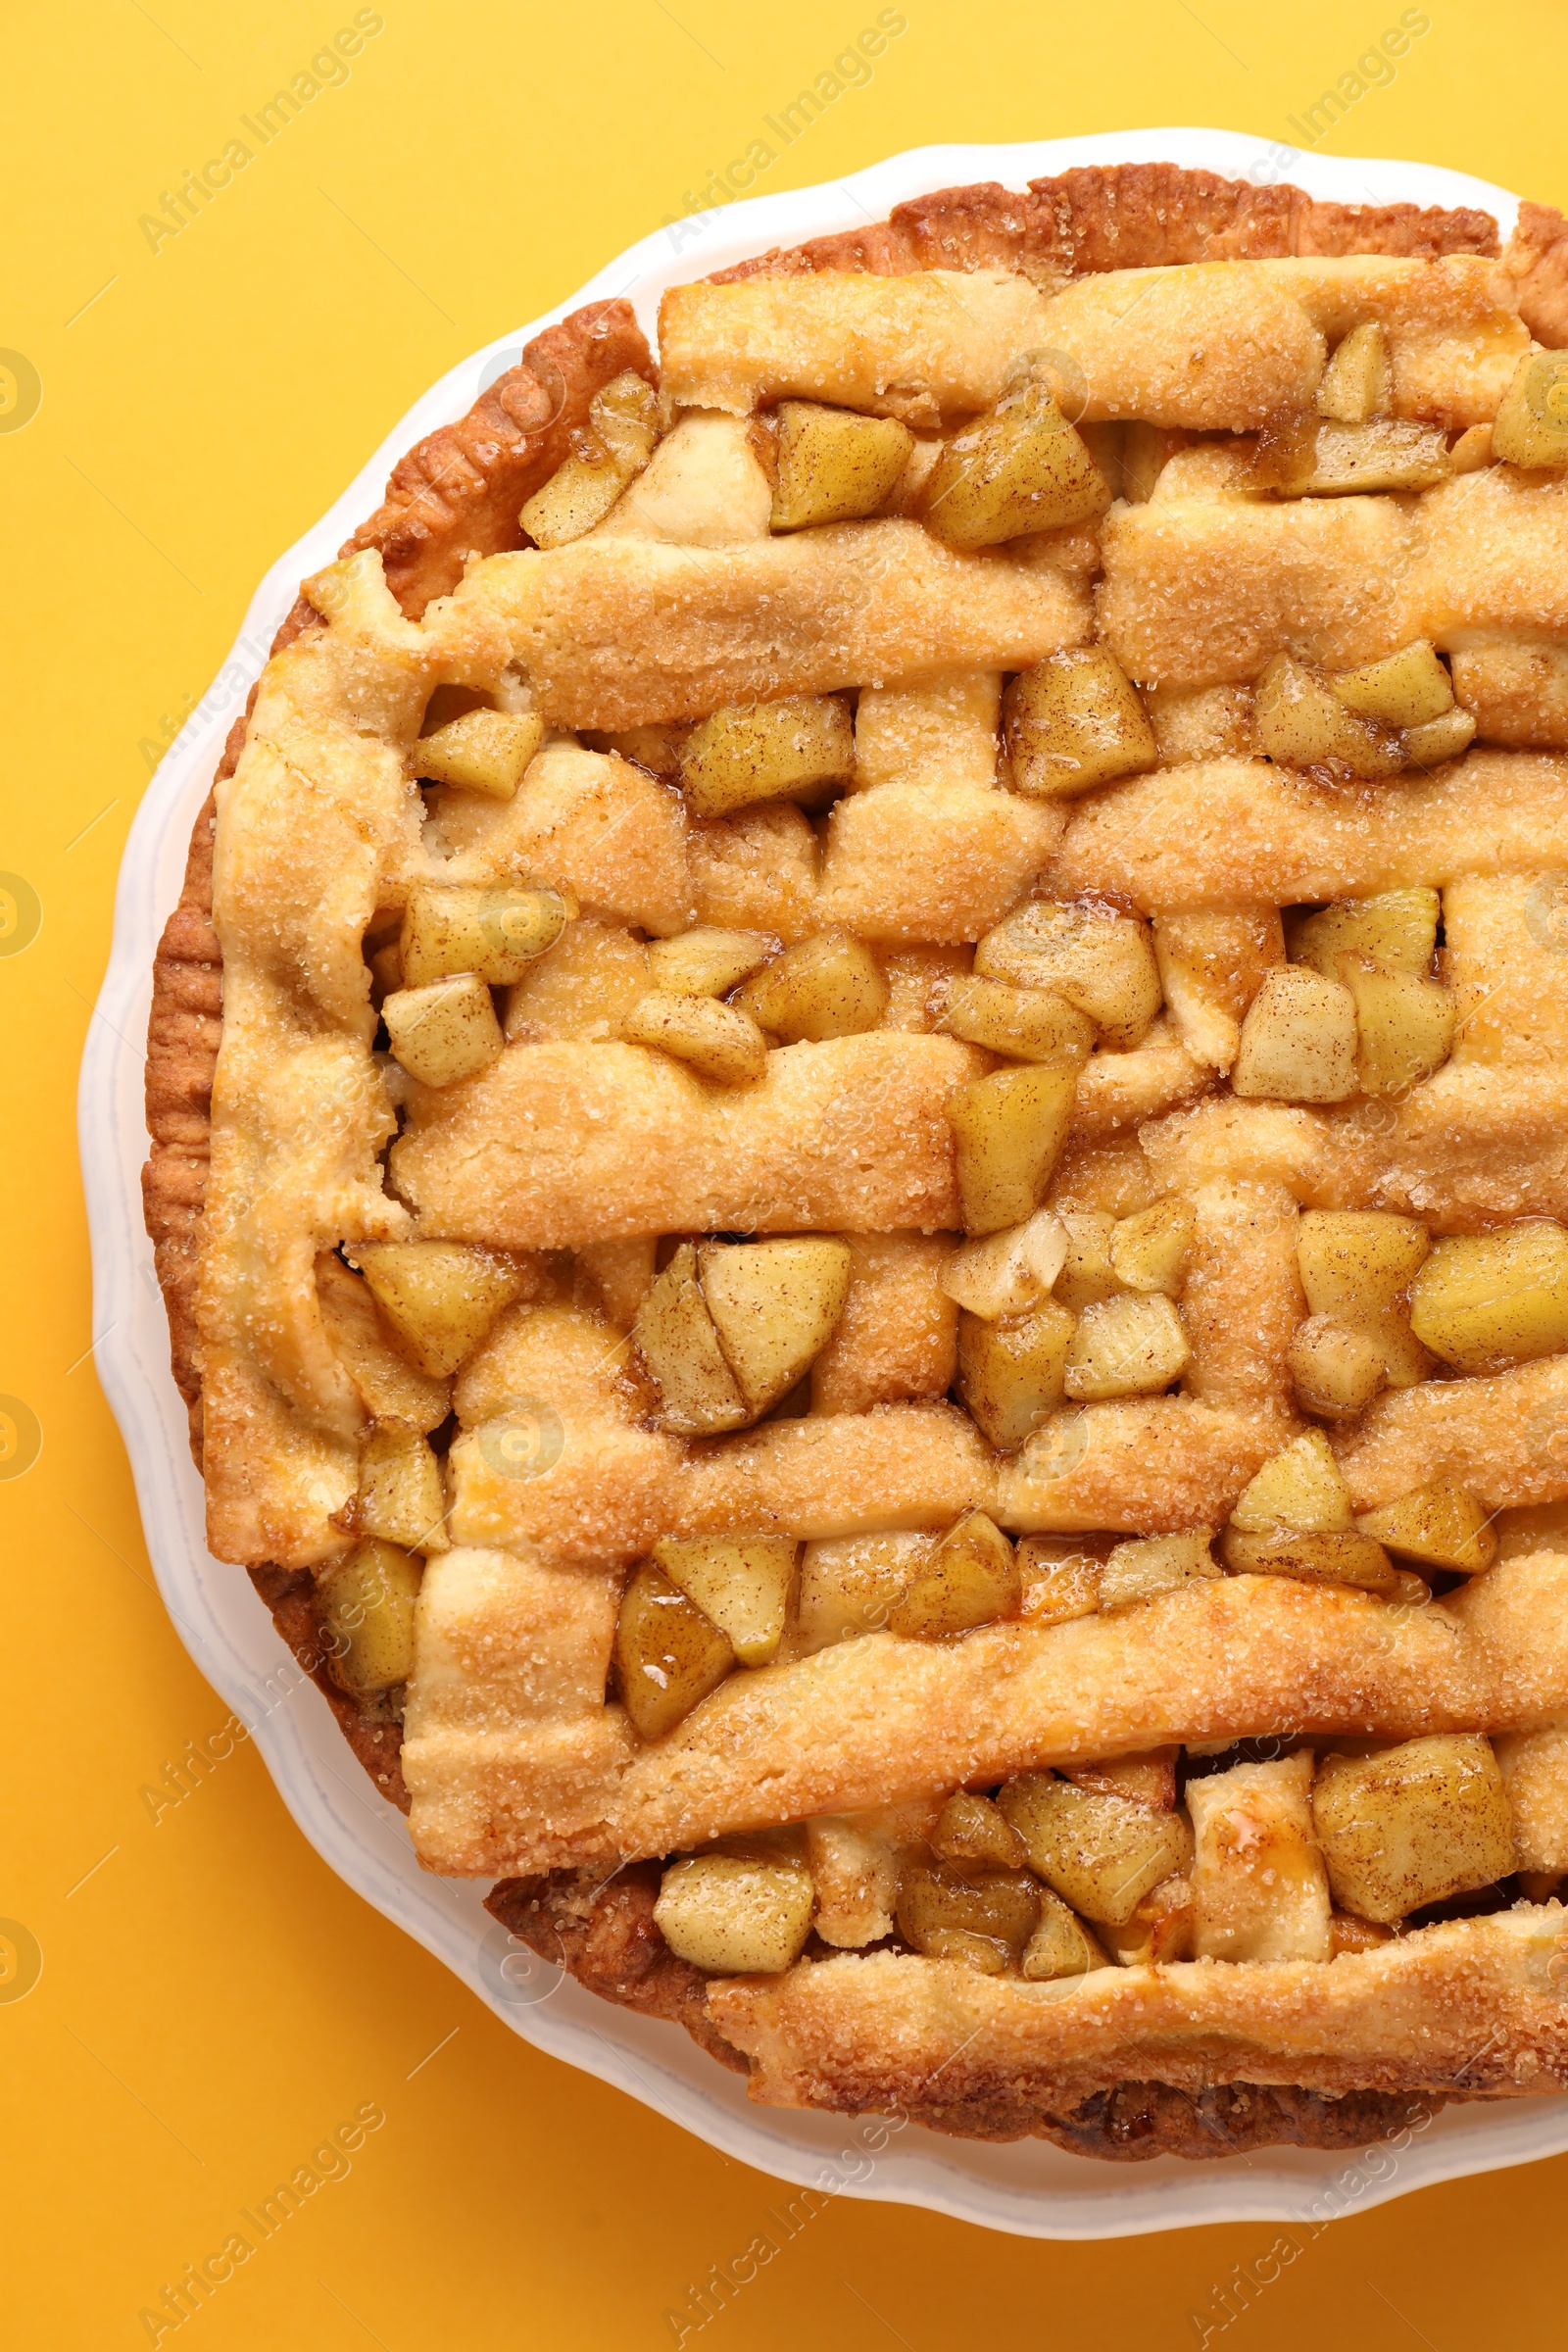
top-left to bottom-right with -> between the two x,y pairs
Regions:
141,162 -> 1538,2154
485,1869 -> 1448,2161
710,161 -> 1501,283
1505,200 -> 1568,348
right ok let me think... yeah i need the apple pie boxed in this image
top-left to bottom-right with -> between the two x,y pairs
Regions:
144,162 -> 1568,2160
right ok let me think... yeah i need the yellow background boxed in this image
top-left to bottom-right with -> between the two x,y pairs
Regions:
4,1 -> 1566,2343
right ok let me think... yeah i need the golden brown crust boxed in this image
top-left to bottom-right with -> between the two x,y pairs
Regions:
712,163 -> 1498,285
1504,200 -> 1568,349
711,1913 -> 1568,2116
488,1865 -> 1452,2160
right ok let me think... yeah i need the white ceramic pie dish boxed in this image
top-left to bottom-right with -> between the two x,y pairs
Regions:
83,125 -> 1568,2237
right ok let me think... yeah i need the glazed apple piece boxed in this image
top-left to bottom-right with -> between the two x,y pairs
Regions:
1286,1316 -> 1388,1419
1097,1531 -> 1220,1611
1004,648 -> 1157,800
940,1209 -> 1068,1323
1108,1199 -> 1195,1297
1020,1886 -> 1106,1980
1409,1224 -> 1568,1370
519,368 -> 661,547
885,1510 -> 1021,1639
1232,967 -> 1357,1102
1402,708 -> 1477,767
895,1857 -> 1040,1971
955,1303 -> 1075,1450
652,1535 -> 799,1666
734,932 -> 887,1042
696,1237 -> 853,1417
1223,1431 -> 1405,1592
1490,351 -> 1568,470
621,992 -> 769,1085
400,884 -> 574,987
1229,1429 -> 1352,1537
1255,653 -> 1405,779
1097,1874 -> 1196,1966
1063,1293 -> 1191,1401
1052,1210 -> 1122,1313
998,1774 -> 1192,1927
1252,414 -> 1450,498
929,1791 -> 1028,1870
1297,1210 -> 1430,1323
915,372 -> 1110,549
973,901 -> 1162,1051
1333,952 -> 1455,1095
1354,1482 -> 1497,1576
317,1255 -> 452,1434
942,976 -> 1097,1064
679,695 -> 854,817
1016,1539 -> 1102,1626
613,1559 -> 735,1740
636,1237 -> 855,1434
947,1064 -> 1079,1235
1332,640 -> 1453,729
645,926 -> 777,998
1290,888 -> 1441,978
1314,323 -> 1391,425
634,1244 -> 751,1435
353,1427 -> 449,1554
414,709 -> 545,799
1189,1752 -> 1331,1962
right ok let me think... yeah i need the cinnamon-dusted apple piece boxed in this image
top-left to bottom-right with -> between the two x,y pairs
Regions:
769,401 -> 914,530
1409,1223 -> 1568,1369
1312,1736 -> 1513,1923
350,1242 -> 533,1379
634,1237 -> 853,1434
999,1774 -> 1192,1927
415,708 -> 545,799
655,1853 -> 814,1973
653,1535 -> 798,1666
519,368 -> 661,547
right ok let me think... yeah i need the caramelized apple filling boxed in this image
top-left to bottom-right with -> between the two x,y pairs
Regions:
649,1729 -> 1549,1981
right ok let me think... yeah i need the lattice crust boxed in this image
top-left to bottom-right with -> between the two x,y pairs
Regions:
666,256 -> 1528,429
1098,467 -> 1568,701
146,161 -> 1568,2156
408,1551 -> 1568,1875
710,1909 -> 1568,2115
506,523 -> 1092,730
